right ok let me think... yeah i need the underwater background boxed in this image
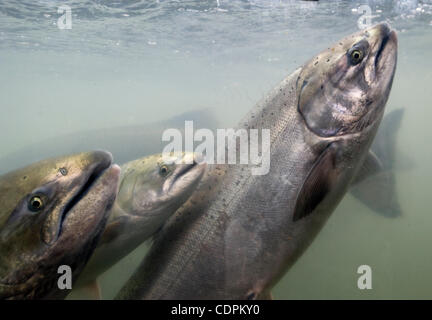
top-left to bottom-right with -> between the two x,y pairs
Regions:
0,0 -> 431,299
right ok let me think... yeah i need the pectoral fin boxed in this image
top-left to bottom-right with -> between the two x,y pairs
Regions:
259,291 -> 274,300
371,108 -> 404,169
351,151 -> 383,186
293,144 -> 339,222
258,291 -> 274,300
349,108 -> 406,218
81,280 -> 102,300
350,170 -> 401,217
99,215 -> 129,246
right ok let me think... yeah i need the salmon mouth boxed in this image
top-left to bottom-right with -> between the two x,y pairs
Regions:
374,26 -> 398,77
58,154 -> 113,238
170,155 -> 206,191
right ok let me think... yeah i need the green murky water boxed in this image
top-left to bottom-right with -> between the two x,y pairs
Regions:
0,0 -> 431,299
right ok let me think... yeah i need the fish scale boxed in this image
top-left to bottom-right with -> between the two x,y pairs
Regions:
117,23 -> 398,300
118,69 -> 316,299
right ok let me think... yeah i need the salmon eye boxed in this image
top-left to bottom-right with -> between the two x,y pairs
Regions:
28,196 -> 44,212
159,165 -> 169,177
349,49 -> 364,65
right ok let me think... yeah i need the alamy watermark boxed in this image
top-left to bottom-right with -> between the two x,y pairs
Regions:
57,265 -> 72,290
352,5 -> 373,30
357,265 -> 372,290
57,5 -> 72,30
161,121 -> 271,176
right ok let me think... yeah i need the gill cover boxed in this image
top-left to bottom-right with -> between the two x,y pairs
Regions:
297,39 -> 371,137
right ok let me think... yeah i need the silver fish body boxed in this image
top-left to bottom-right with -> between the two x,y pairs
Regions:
117,23 -> 398,300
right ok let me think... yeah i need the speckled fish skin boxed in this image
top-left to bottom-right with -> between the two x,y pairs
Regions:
117,23 -> 398,300
0,151 -> 120,300
74,152 -> 206,287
